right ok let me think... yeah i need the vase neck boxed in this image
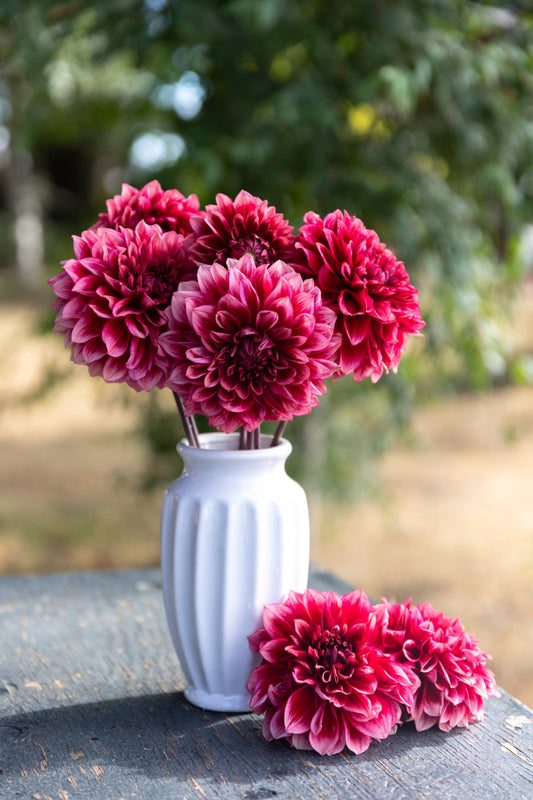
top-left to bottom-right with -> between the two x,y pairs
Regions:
178,433 -> 292,475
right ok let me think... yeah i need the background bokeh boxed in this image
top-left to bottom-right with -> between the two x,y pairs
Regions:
1,1 -> 532,704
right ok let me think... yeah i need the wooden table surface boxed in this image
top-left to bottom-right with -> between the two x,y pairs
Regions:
1,568 -> 532,800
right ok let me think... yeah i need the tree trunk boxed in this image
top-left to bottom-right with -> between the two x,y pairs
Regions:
7,148 -> 45,287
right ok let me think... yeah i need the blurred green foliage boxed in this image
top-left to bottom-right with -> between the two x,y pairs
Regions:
1,0 -> 533,495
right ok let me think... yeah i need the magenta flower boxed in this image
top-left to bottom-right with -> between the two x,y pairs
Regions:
49,221 -> 196,391
374,599 -> 499,732
94,180 -> 201,235
296,210 -> 425,383
247,589 -> 419,756
189,190 -> 300,267
159,255 -> 339,433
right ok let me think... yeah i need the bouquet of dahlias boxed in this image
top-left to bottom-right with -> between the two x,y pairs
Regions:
49,182 -> 425,448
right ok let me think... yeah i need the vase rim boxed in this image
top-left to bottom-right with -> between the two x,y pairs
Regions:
177,432 -> 292,459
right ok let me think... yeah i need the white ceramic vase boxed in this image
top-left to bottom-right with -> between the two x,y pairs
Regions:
160,432 -> 310,712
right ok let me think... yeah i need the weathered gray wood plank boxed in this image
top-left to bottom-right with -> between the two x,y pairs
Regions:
0,568 -> 532,800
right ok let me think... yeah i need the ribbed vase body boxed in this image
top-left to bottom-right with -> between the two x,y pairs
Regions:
160,433 -> 309,712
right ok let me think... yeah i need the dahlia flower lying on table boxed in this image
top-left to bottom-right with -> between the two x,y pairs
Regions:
247,588 -> 499,756
48,181 -> 497,754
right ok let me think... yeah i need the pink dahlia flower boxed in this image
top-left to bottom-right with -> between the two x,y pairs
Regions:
374,599 -> 499,732
247,589 -> 419,756
296,210 -> 425,383
94,180 -> 201,235
189,190 -> 300,267
49,221 -> 196,391
159,255 -> 339,433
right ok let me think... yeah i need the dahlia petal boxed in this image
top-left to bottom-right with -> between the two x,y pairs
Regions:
262,602 -> 300,638
268,681 -> 292,709
122,314 -> 149,338
256,309 -> 279,330
284,687 -> 316,734
338,691 -> 375,718
48,271 -> 74,299
308,703 -> 345,756
413,711 -> 438,732
71,314 -> 101,344
82,340 -> 107,362
61,294 -> 89,320
125,335 -> 149,370
247,627 -> 270,655
338,288 -> 373,317
355,697 -> 401,739
236,274 -> 260,310
101,319 -> 130,357
342,718 -> 374,755
261,711 -> 276,742
268,296 -> 294,324
257,638 -> 290,664
344,672 -> 378,698
70,341 -> 90,364
288,733 -> 313,751
88,298 -> 113,320
219,294 -> 252,322
292,663 -> 315,685
343,314 -> 371,346
63,258 -> 90,283
85,355 -> 105,376
293,618 -> 315,641
184,345 -> 212,364
371,299 -> 394,322
110,297 -> 135,317
101,357 -> 128,383
70,274 -> 103,296
268,706 -> 288,740
440,703 -> 469,731
233,380 -> 252,399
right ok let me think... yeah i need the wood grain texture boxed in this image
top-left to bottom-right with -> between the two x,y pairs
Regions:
0,568 -> 532,800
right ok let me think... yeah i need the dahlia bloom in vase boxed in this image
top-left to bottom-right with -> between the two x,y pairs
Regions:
189,189 -> 299,267
158,255 -> 339,434
48,216 -> 196,392
93,179 -> 202,235
296,209 -> 424,383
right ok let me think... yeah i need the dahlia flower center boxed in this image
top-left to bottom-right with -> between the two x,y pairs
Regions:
230,234 -> 274,264
310,625 -> 357,684
223,328 -> 278,383
140,259 -> 180,304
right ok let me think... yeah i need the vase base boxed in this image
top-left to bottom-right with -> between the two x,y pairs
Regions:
184,685 -> 252,713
